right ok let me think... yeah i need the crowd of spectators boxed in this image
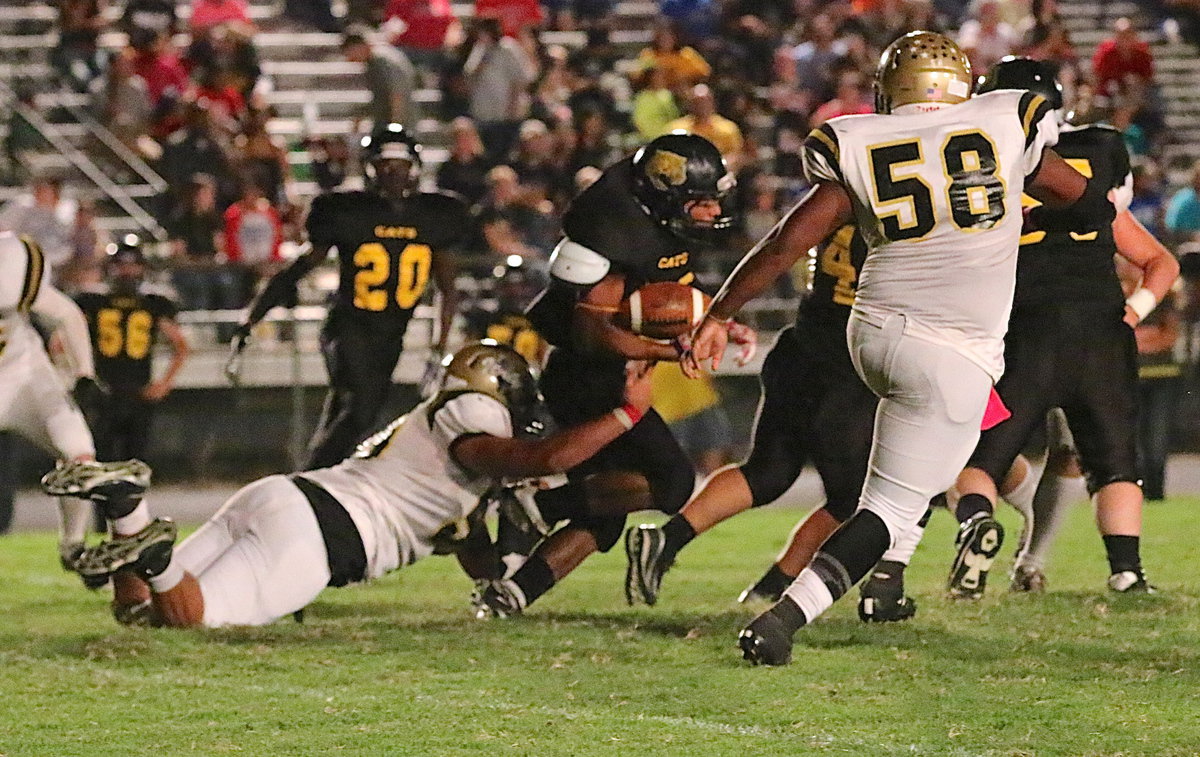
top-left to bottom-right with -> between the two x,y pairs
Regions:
5,0 -> 1200,314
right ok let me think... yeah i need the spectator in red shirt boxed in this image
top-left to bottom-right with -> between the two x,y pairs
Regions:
474,0 -> 543,37
189,0 -> 251,34
809,68 -> 874,127
131,32 -> 191,107
1092,17 -> 1154,98
223,180 -> 282,270
385,0 -> 460,69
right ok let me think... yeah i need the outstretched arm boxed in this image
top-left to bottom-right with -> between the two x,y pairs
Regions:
1026,148 -> 1087,209
1114,208 -> 1180,325
687,181 -> 852,374
452,362 -> 653,478
239,242 -> 324,332
431,249 -> 458,354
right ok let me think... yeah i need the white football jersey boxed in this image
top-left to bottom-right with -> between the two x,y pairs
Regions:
0,233 -> 50,371
302,391 -> 513,578
803,89 -> 1059,378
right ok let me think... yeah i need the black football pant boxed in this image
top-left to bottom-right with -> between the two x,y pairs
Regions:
740,322 -> 878,520
969,305 -> 1140,493
307,316 -> 406,470
537,347 -> 695,551
94,388 -> 155,462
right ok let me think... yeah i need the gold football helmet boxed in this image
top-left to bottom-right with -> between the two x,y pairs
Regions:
875,31 -> 972,114
443,342 -> 550,437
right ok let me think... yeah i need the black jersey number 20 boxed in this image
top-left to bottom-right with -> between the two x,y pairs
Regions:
869,130 -> 1005,242
353,242 -> 432,312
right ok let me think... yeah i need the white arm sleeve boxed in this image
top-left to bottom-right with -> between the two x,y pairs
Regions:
1022,100 -> 1060,177
548,238 -> 611,285
32,285 -> 95,379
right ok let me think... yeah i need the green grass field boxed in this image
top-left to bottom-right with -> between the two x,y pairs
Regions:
1,498 -> 1198,757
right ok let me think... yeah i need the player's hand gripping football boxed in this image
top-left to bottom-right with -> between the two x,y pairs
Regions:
683,314 -> 729,378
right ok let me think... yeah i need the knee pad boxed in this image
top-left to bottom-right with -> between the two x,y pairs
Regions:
1084,471 -> 1141,497
573,514 -> 626,552
648,459 -> 695,515
740,458 -> 802,508
821,494 -> 858,523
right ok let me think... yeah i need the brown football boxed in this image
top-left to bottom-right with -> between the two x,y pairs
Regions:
614,282 -> 712,339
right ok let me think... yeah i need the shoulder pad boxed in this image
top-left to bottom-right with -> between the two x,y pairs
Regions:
549,238 -> 611,285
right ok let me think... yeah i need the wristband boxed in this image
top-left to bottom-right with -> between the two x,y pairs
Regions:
1125,287 -> 1157,321
611,404 -> 643,430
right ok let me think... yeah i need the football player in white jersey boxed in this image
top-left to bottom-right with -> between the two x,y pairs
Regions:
44,343 -> 655,628
686,31 -> 1094,665
0,232 -> 149,572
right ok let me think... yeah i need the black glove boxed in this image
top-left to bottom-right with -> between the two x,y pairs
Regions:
225,323 -> 253,385
229,322 -> 252,355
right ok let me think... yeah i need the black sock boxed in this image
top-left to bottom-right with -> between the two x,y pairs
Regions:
101,494 -> 144,521
955,493 -> 994,524
660,514 -> 696,563
512,554 -> 556,606
753,564 -> 796,597
816,510 -> 892,589
1102,534 -> 1142,575
771,596 -> 808,633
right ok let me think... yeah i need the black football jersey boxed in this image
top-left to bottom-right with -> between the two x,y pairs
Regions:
306,189 -> 469,328
465,309 -> 546,364
797,224 -> 867,327
527,157 -> 699,347
76,287 -> 177,389
1013,124 -> 1128,313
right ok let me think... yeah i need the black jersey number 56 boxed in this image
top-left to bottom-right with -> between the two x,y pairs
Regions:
353,242 -> 432,312
869,130 -> 1006,242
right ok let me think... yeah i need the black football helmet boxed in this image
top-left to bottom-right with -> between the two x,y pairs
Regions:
360,123 -> 422,199
975,56 -> 1063,110
105,233 -> 146,292
631,132 -> 736,245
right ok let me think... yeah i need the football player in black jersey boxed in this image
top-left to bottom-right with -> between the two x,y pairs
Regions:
463,260 -> 547,367
76,235 -> 190,464
623,226 -> 923,621
471,133 -> 757,617
230,124 -> 468,469
944,58 -> 1179,598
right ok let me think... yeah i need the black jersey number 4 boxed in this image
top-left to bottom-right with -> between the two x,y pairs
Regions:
352,242 -> 432,312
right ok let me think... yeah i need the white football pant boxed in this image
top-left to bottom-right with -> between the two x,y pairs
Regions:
848,313 -> 992,544
174,475 -> 332,627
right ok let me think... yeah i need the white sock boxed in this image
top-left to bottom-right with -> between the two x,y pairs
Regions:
1001,459 -> 1043,523
148,559 -> 184,593
58,497 -> 91,546
881,520 -> 924,566
782,568 -> 834,624
112,502 -> 151,537
1015,473 -> 1087,572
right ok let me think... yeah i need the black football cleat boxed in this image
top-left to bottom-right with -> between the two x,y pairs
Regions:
41,459 -> 151,503
857,570 -> 917,623
1010,565 -> 1047,593
1108,570 -> 1158,594
738,603 -> 799,666
947,513 -> 1004,600
74,518 -> 177,581
624,524 -> 671,606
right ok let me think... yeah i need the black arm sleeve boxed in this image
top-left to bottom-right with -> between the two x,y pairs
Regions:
244,253 -> 317,327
